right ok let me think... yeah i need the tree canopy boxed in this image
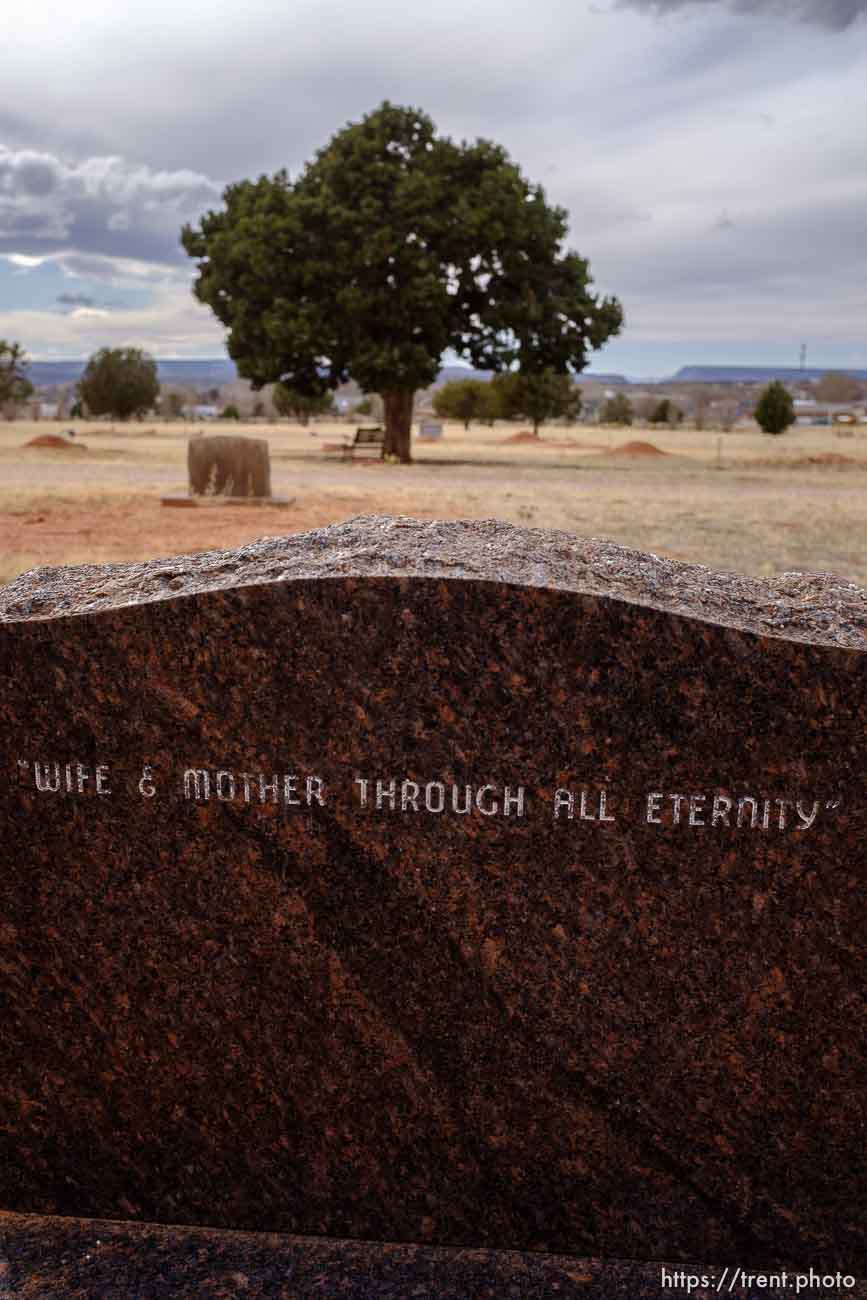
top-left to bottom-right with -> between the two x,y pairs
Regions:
754,380 -> 795,435
0,340 -> 34,405
432,378 -> 490,429
490,369 -> 581,435
77,347 -> 159,420
601,393 -> 633,426
181,101 -> 622,461
272,383 -> 335,424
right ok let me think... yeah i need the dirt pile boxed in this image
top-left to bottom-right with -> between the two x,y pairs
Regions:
502,430 -> 540,444
25,434 -> 87,451
604,440 -> 668,458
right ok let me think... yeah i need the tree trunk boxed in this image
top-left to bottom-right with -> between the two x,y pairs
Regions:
382,389 -> 415,463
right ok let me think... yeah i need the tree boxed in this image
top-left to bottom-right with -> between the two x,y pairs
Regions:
77,347 -> 159,420
814,372 -> 862,405
475,382 -> 501,426
650,398 -> 681,425
491,369 -> 581,436
0,340 -> 34,405
220,404 -> 241,420
601,393 -> 633,425
432,378 -> 487,429
181,101 -> 622,463
272,383 -> 334,424
160,388 -> 187,419
754,381 -> 795,435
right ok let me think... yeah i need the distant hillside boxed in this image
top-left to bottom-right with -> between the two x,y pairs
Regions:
28,359 -> 238,388
28,359 -> 628,390
673,365 -> 867,384
435,366 -> 627,385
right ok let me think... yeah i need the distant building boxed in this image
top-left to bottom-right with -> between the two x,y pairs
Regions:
794,403 -> 864,426
183,404 -> 220,420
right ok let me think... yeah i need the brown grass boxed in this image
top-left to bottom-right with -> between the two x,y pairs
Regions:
1,417 -> 866,585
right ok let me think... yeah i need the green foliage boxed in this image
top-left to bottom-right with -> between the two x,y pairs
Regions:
754,380 -> 795,435
0,340 -> 34,404
69,399 -> 85,419
601,393 -> 633,426
432,378 -> 490,429
220,404 -> 241,420
181,100 -> 622,462
650,398 -> 681,425
77,347 -> 158,420
474,382 -> 501,425
353,396 -> 373,417
491,369 -> 582,435
272,382 -> 334,424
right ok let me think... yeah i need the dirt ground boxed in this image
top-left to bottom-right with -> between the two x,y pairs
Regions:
1,418 -> 866,585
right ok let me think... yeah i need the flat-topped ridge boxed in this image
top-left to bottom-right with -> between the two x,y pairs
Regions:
1,515 -> 865,649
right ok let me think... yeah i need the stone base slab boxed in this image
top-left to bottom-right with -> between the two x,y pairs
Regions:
0,1212 -> 864,1299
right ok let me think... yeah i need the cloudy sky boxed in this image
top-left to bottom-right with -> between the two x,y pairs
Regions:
2,0 -> 866,378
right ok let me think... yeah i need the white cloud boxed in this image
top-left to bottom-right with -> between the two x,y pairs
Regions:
0,0 -> 863,367
0,282 -> 224,359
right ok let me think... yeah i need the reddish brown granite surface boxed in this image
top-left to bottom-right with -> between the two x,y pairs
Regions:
0,517 -> 864,1271
3,1211 -> 864,1299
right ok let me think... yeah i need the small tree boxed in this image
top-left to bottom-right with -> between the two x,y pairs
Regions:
601,393 -> 633,426
490,369 -> 581,436
220,404 -> 241,420
432,378 -> 487,429
0,340 -> 34,405
273,383 -> 334,425
77,347 -> 159,420
475,382 -> 501,426
754,381 -> 795,435
650,398 -> 679,425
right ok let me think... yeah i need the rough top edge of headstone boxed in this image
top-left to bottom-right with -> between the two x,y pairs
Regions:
0,515 -> 865,649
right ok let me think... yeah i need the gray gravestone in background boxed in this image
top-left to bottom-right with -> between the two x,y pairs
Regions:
0,515 -> 864,1281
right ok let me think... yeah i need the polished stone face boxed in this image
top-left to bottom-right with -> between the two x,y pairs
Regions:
0,517 -> 864,1270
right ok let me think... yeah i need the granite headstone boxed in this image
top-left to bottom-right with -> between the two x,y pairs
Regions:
0,516 -> 864,1275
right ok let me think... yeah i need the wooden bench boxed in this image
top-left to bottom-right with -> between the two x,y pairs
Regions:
340,426 -> 385,461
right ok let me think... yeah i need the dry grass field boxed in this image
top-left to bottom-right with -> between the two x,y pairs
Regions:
1,417 -> 865,586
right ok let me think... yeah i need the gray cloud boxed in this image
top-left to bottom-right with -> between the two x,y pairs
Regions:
57,293 -> 96,307
618,0 -> 867,29
0,0 -> 864,368
0,146 -> 221,266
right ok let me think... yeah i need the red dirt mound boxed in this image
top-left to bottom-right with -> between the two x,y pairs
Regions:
25,434 -> 87,451
502,430 -> 540,444
604,440 -> 667,458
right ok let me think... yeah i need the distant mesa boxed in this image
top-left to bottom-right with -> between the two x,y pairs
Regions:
673,365 -> 867,384
22,359 -> 631,390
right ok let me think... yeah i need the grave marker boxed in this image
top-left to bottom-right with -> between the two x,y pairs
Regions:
0,516 -> 864,1277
